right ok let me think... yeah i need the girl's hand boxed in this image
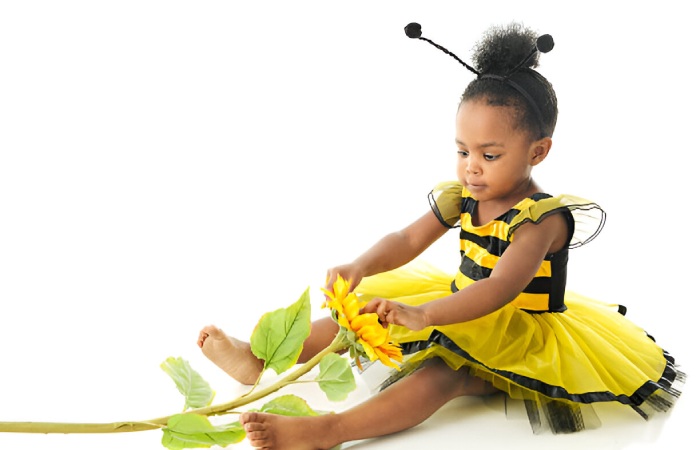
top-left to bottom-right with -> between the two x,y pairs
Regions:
362,297 -> 429,331
325,264 -> 364,293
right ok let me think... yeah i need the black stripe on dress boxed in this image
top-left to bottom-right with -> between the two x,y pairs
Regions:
459,230 -> 510,256
458,257 -> 552,295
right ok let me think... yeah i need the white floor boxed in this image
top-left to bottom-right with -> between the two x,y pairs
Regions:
0,353 -> 693,450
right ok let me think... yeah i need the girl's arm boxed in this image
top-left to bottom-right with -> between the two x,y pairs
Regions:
326,210 -> 450,291
366,212 -> 569,329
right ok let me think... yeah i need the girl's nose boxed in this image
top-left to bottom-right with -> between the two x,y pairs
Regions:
466,157 -> 480,174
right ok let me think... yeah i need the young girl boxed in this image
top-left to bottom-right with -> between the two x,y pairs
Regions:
197,22 -> 684,449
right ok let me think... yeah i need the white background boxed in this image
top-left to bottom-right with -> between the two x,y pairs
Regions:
0,1 -> 696,449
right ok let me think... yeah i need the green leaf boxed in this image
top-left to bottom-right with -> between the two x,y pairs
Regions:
162,414 -> 245,450
161,357 -> 215,410
316,353 -> 357,401
258,394 -> 319,417
250,287 -> 312,375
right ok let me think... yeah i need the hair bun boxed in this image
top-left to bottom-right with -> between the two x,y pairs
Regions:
404,22 -> 422,39
536,34 -> 554,53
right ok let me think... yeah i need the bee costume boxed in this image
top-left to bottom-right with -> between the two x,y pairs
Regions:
354,24 -> 685,434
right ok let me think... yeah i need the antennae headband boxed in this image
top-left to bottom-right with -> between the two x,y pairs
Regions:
404,22 -> 554,135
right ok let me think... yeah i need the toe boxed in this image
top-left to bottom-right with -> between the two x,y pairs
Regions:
240,411 -> 259,425
201,325 -> 225,339
197,330 -> 210,347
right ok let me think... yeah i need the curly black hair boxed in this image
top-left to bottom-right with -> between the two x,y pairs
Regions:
461,22 -> 558,139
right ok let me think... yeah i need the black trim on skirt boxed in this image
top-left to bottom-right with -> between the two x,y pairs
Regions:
400,329 -> 681,407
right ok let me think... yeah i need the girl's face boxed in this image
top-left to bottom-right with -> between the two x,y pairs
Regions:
455,99 -> 550,203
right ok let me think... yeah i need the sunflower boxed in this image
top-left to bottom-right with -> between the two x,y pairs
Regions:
322,276 -> 403,370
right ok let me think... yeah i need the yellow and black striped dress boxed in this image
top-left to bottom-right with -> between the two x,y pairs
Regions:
355,181 -> 684,433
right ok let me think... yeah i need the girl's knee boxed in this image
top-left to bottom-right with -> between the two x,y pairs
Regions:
463,375 -> 498,396
416,359 -> 465,394
420,359 -> 496,396
299,317 -> 341,362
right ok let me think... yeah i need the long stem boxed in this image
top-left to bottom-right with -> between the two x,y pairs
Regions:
0,335 -> 348,434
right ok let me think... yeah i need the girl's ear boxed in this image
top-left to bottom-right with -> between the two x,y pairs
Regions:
530,137 -> 552,166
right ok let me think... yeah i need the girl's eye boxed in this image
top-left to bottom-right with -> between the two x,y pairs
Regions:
457,150 -> 469,157
484,154 -> 499,161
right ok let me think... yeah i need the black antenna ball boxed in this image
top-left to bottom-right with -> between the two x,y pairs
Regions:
536,34 -> 554,53
404,22 -> 422,39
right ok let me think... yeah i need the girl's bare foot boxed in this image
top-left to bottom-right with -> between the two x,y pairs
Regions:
240,412 -> 338,450
197,325 -> 264,385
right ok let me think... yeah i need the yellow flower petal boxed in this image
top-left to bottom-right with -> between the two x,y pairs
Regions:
320,274 -> 403,370
359,338 -> 378,361
342,294 -> 361,320
376,350 -> 400,370
332,276 -> 350,300
337,316 -> 351,330
355,325 -> 388,347
375,342 -> 403,370
326,298 -> 343,312
379,342 -> 403,361
321,286 -> 334,299
350,313 -> 381,330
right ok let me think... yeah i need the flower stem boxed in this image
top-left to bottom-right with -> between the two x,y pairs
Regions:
0,335 -> 349,434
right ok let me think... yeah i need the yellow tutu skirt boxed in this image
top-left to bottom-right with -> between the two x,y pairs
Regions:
355,260 -> 684,433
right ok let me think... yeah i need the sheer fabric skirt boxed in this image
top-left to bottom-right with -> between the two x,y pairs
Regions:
354,260 -> 685,434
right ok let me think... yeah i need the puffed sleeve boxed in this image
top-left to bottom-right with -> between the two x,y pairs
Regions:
428,181 -> 463,228
508,194 -> 606,248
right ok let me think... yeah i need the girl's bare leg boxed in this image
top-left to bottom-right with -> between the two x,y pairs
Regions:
297,316 -> 343,362
240,359 -> 497,449
197,317 -> 340,385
